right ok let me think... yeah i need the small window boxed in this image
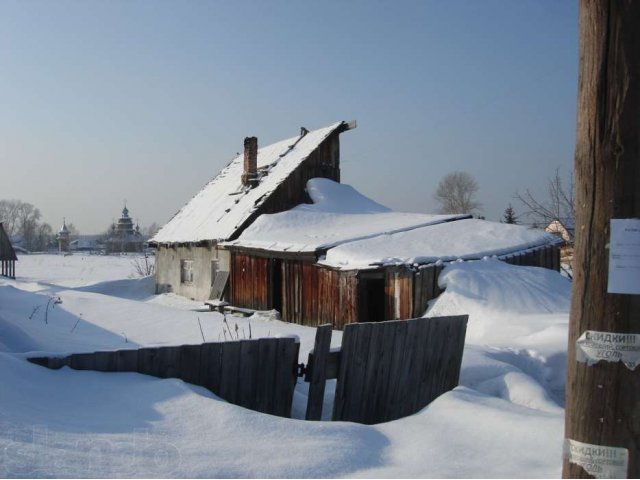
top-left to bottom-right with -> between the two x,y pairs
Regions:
181,260 -> 194,284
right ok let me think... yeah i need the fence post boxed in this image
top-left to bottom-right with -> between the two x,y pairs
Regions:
305,324 -> 333,421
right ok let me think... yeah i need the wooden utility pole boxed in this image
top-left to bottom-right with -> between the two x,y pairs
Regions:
563,0 -> 640,478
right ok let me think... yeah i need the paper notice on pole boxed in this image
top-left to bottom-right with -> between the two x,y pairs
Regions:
576,330 -> 640,370
564,439 -> 628,479
608,218 -> 640,295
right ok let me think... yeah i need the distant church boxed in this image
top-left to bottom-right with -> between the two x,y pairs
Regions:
57,218 -> 70,252
106,204 -> 144,253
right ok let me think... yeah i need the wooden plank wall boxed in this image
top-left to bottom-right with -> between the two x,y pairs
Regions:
384,268 -> 414,320
411,264 -> 445,318
232,243 -> 560,329
332,316 -> 468,424
501,244 -> 560,271
30,338 -> 300,418
230,253 -> 271,310
281,260 -> 357,329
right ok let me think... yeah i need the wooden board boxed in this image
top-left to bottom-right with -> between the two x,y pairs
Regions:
333,316 -> 468,424
305,324 -> 332,420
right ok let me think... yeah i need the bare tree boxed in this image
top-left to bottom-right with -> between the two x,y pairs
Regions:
143,222 -> 160,238
65,222 -> 79,240
433,171 -> 482,214
515,169 -> 574,225
0,199 -> 43,250
131,253 -> 155,277
34,223 -> 53,251
0,200 -> 22,237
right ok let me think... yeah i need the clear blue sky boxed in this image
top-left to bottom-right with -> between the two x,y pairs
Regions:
0,0 -> 578,234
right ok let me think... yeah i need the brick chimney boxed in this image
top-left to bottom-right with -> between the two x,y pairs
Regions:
241,136 -> 258,187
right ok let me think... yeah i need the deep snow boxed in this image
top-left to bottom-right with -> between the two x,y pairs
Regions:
0,254 -> 570,478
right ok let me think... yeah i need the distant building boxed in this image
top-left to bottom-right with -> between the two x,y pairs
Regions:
106,205 -> 144,253
0,222 -> 17,278
57,219 -> 70,252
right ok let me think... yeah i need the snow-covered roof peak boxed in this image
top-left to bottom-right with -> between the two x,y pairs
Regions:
151,122 -> 347,244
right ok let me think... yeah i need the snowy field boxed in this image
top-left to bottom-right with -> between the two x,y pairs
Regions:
0,253 -> 570,478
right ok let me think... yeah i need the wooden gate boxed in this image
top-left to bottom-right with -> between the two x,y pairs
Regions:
305,315 -> 468,424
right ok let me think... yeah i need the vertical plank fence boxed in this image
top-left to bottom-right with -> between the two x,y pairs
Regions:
29,337 -> 300,418
302,316 -> 468,425
331,316 -> 467,424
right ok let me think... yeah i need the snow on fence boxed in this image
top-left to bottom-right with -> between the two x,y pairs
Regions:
29,337 -> 300,418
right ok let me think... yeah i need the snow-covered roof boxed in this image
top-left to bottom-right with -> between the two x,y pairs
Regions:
151,122 -> 346,244
321,218 -> 561,270
226,178 -> 468,253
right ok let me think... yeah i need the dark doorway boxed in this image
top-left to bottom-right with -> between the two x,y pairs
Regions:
269,259 -> 283,313
358,273 -> 386,323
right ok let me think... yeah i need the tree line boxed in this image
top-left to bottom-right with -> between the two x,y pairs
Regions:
0,199 -> 64,251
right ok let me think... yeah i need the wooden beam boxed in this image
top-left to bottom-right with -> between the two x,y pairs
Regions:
305,324 -> 333,421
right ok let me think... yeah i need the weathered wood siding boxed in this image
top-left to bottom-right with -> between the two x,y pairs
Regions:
280,259 -> 358,328
231,243 -> 561,329
230,253 -> 272,310
385,268 -> 414,320
31,338 -> 300,418
331,316 -> 468,424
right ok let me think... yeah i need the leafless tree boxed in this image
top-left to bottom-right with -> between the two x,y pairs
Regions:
143,222 -> 160,238
515,169 -> 574,225
434,171 -> 482,214
131,253 -> 155,277
33,223 -> 53,251
0,199 -> 43,250
0,200 -> 21,236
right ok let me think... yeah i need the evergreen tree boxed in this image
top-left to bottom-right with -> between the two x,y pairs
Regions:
502,204 -> 518,224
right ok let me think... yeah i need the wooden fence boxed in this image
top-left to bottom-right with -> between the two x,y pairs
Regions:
305,315 -> 468,424
30,316 -> 467,425
29,337 -> 300,418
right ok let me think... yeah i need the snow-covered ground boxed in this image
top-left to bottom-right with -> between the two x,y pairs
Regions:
0,253 -> 570,478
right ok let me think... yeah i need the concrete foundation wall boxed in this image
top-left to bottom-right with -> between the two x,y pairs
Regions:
155,245 -> 230,301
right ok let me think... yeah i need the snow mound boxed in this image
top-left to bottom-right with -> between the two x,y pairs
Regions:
229,179 -> 464,253
302,177 -> 391,213
427,258 -> 570,348
425,259 -> 569,412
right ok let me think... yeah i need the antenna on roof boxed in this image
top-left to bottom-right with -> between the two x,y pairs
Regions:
300,127 -> 309,136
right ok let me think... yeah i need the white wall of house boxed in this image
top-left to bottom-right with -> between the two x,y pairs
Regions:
155,244 -> 230,301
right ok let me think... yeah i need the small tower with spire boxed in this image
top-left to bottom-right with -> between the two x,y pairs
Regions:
57,218 -> 70,252
106,202 -> 144,253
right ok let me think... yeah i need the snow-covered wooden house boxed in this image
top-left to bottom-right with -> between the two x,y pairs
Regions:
150,121 -> 356,300
225,179 -> 563,327
0,222 -> 17,278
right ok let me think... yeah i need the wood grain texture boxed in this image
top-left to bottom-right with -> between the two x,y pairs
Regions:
564,1 -> 640,477
333,316 -> 467,424
305,324 -> 333,420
